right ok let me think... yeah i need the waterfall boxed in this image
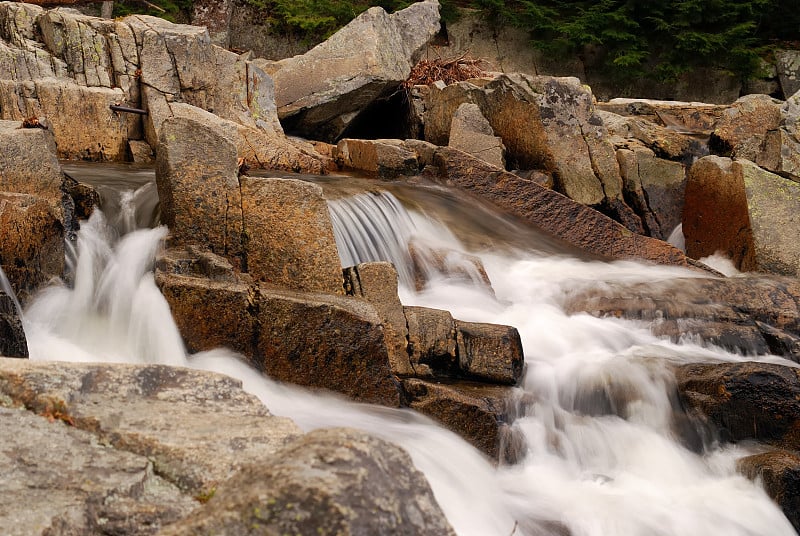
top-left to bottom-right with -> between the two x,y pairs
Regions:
20,169 -> 797,536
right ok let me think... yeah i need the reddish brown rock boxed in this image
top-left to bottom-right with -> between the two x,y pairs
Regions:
335,138 -> 419,179
0,193 -> 64,302
455,321 -> 524,385
683,156 -> 800,276
433,147 -> 690,267
404,305 -> 457,378
240,176 -> 343,294
255,285 -> 402,407
709,94 -> 782,157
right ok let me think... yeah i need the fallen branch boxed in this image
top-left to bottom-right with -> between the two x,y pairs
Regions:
402,52 -> 491,89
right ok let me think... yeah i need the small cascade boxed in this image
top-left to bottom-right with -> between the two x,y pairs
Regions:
328,190 -> 496,293
328,190 -> 418,286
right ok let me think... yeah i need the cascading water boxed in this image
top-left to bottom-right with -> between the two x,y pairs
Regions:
20,168 -> 798,536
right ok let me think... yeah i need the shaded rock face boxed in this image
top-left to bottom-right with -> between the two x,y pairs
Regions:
676,361 -> 800,448
0,358 -> 302,534
431,146 -> 690,267
423,74 -> 641,231
683,156 -> 800,277
776,49 -> 800,100
564,274 -> 800,361
616,145 -> 686,240
0,3 -> 324,171
159,428 -> 457,536
272,0 -> 441,142
0,291 -> 26,358
739,451 -> 800,533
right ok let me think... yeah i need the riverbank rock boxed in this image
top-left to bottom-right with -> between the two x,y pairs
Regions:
683,156 -> 800,276
424,74 -> 640,230
675,361 -> 800,448
0,358 -> 302,534
241,176 -> 344,294
431,146 -> 691,267
0,3 -> 325,171
708,94 -> 782,157
335,138 -> 420,179
564,274 -> 800,360
0,291 -> 26,358
776,50 -> 800,99
159,427 -> 456,536
271,0 -> 440,142
448,102 -> 505,169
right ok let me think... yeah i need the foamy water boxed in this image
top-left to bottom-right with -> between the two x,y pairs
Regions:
18,176 -> 796,536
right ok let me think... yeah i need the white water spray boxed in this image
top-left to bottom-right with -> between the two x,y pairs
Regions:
21,174 -> 797,536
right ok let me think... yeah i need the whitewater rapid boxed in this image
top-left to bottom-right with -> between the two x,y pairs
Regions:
19,176 -> 797,536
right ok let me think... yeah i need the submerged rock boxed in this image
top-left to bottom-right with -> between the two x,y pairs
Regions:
565,274 -> 800,360
159,428 -> 457,536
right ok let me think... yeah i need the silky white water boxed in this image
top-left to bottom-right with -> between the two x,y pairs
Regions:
19,172 -> 797,536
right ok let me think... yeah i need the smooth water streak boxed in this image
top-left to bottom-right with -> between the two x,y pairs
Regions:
21,174 -> 796,536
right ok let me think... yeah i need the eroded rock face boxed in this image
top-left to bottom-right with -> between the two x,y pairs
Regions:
271,0 -> 441,142
448,102 -> 505,169
432,146 -> 690,267
709,94 -> 782,157
335,138 -> 420,179
683,156 -> 800,276
159,427 -> 457,536
0,4 -> 325,171
616,145 -> 686,240
0,358 -> 302,534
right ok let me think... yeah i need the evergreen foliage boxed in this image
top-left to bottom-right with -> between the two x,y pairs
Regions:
471,0 -> 799,81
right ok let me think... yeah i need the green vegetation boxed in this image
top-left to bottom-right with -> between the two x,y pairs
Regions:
471,0 -> 799,81
110,0 -> 797,81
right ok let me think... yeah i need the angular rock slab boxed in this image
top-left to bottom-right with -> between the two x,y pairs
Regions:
240,176 -> 343,294
424,74 -> 640,230
272,1 -> 440,142
0,358 -> 302,496
155,116 -> 245,267
159,428 -> 456,536
683,156 -> 800,276
432,147 -> 690,267
402,378 -> 522,462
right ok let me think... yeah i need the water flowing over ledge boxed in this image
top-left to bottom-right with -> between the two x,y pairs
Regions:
12,166 -> 797,536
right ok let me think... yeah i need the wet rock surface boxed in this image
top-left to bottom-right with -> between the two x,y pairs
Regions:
739,450 -> 800,532
0,291 -> 26,358
565,274 -> 800,360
